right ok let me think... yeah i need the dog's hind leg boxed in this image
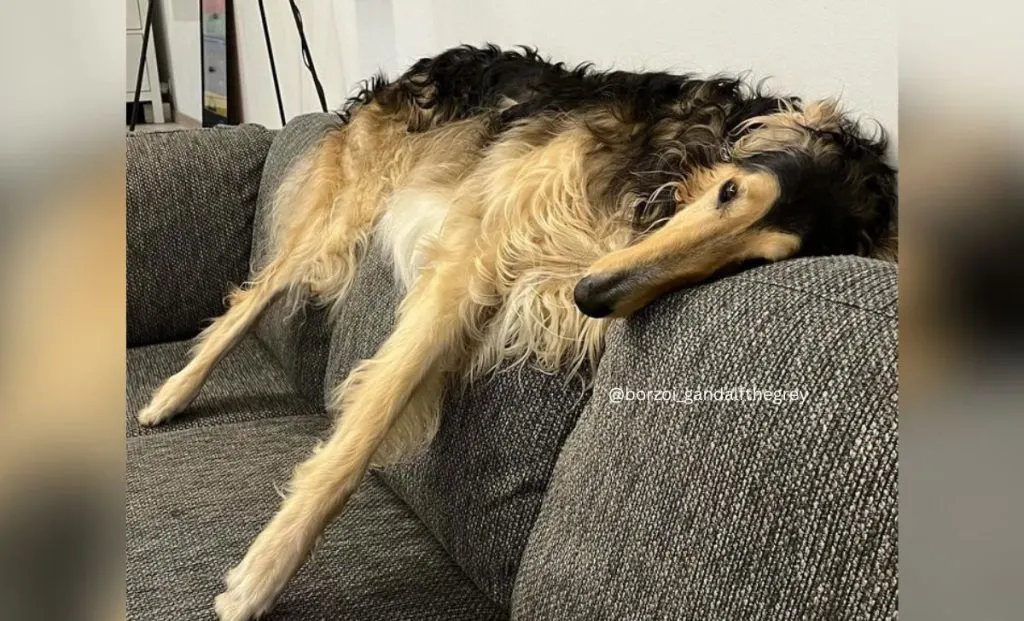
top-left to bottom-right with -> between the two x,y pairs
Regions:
137,135 -> 370,427
212,241 -> 480,621
135,258 -> 299,427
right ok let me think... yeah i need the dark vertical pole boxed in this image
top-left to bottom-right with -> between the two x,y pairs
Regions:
258,0 -> 287,126
130,0 -> 156,131
288,0 -> 327,112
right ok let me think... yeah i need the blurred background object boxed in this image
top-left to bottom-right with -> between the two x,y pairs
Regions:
200,0 -> 238,126
901,1 -> 1024,619
1,2 -> 125,620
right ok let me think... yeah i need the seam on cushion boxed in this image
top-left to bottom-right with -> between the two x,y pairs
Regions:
503,458 -> 578,617
125,406 -> 324,440
250,304 -> 334,415
127,124 -> 277,141
248,328 -> 330,414
372,468 -> 510,614
730,274 -> 898,318
506,403 -> 590,616
128,334 -> 321,413
127,412 -> 329,444
126,398 -> 326,439
497,382 -> 593,614
363,470 -> 501,612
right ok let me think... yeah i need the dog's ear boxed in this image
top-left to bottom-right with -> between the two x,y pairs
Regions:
857,157 -> 898,261
869,231 -> 898,262
836,118 -> 897,261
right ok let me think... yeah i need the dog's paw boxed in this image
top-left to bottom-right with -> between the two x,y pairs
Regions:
136,401 -> 177,427
213,550 -> 289,621
136,372 -> 200,426
214,587 -> 275,621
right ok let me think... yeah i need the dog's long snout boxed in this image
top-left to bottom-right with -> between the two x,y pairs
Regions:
574,271 -> 635,318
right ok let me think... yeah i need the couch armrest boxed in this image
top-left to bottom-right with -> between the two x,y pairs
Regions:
512,257 -> 898,620
127,125 -> 276,346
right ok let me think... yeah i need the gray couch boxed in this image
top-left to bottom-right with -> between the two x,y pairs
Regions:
126,115 -> 898,620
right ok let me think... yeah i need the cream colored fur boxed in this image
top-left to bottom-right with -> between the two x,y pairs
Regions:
375,187 -> 450,291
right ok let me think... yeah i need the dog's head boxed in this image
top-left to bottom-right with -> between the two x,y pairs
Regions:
574,100 -> 897,318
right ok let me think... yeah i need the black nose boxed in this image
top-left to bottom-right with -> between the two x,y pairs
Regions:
574,272 -> 630,318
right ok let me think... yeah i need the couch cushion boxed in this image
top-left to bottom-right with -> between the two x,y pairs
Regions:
127,416 -> 502,621
127,125 -> 275,347
512,256 -> 898,620
126,336 -> 321,437
326,236 -> 588,609
249,114 -> 344,404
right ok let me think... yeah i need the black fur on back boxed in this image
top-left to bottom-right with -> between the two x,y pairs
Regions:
342,46 -> 792,222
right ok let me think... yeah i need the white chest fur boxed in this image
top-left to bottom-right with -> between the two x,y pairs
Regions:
374,187 -> 451,291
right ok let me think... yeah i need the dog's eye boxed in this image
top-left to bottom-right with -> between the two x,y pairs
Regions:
718,179 -> 738,206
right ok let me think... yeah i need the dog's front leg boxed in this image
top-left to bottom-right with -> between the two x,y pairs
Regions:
212,262 -> 473,621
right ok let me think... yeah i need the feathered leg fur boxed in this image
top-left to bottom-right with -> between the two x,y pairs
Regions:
213,228 -> 480,620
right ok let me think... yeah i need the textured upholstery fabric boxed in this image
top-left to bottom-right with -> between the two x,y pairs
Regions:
126,336 -> 321,437
127,416 -> 501,621
512,256 -> 899,620
325,248 -> 589,608
127,125 -> 275,346
249,113 -> 345,404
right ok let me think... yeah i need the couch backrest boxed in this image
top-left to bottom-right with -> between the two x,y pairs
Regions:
249,115 -> 343,403
127,125 -> 275,346
512,256 -> 899,620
